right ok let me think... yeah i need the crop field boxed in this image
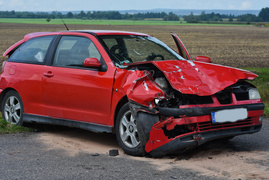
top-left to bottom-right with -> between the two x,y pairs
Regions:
0,18 -> 252,26
1,23 -> 268,67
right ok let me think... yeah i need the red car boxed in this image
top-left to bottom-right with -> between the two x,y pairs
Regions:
0,30 -> 264,157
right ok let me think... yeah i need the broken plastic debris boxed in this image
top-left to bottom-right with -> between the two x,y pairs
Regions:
109,149 -> 119,156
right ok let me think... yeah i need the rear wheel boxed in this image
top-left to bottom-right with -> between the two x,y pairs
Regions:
1,90 -> 24,125
115,103 -> 145,156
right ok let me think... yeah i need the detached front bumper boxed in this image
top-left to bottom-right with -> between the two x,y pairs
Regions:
148,123 -> 262,157
134,102 -> 264,157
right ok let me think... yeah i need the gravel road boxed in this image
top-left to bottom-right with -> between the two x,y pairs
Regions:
1,118 -> 268,180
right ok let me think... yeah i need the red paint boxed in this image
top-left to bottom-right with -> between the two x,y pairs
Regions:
123,70 -> 165,107
84,58 -> 101,68
195,56 -> 212,63
171,32 -> 191,60
145,108 -> 263,153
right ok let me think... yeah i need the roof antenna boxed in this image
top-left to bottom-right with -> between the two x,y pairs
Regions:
56,11 -> 69,31
61,17 -> 69,31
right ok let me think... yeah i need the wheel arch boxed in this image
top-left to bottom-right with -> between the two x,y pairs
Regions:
0,88 -> 18,110
113,95 -> 128,131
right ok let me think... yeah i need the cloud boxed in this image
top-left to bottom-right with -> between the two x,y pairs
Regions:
9,0 -> 24,7
241,1 -> 252,9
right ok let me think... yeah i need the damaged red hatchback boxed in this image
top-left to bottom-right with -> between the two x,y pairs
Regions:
0,30 -> 264,157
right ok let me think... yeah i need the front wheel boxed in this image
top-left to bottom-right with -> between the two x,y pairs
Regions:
1,90 -> 24,125
115,103 -> 145,156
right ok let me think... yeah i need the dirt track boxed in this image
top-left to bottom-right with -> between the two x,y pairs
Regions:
36,119 -> 269,180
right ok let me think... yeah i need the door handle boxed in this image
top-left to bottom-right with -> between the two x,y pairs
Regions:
43,72 -> 54,77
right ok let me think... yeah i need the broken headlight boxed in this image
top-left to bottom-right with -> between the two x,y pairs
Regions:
248,88 -> 261,100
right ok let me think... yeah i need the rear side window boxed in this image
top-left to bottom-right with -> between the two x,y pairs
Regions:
9,36 -> 55,64
53,36 -> 101,67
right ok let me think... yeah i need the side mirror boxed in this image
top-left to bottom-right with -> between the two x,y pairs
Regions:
84,58 -> 101,68
195,56 -> 212,63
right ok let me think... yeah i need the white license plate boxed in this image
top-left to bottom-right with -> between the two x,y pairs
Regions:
211,108 -> 248,123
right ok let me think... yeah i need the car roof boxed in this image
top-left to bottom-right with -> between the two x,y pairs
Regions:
78,30 -> 150,36
24,30 -> 150,39
3,30 -> 150,57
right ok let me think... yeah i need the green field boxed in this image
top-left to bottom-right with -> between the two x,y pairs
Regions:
0,18 -> 251,26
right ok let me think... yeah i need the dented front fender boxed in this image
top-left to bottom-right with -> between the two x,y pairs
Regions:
123,70 -> 166,108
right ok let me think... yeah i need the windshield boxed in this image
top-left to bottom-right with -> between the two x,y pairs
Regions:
98,35 -> 184,67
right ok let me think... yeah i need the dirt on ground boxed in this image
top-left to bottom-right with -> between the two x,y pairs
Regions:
1,23 -> 269,67
37,121 -> 269,180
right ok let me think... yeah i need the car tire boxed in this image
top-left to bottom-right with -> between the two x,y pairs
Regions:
115,103 -> 145,156
1,90 -> 24,125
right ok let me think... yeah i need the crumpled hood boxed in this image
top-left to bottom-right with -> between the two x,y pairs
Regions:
152,60 -> 257,96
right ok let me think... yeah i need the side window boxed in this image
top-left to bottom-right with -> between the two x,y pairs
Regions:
53,36 -> 101,67
9,36 -> 54,64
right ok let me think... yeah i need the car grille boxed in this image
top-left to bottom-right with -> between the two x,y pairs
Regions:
234,91 -> 249,101
197,118 -> 254,131
215,92 -> 232,104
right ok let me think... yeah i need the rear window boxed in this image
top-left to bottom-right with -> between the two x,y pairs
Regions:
8,36 -> 55,64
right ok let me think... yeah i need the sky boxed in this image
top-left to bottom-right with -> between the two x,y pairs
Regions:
0,0 -> 268,12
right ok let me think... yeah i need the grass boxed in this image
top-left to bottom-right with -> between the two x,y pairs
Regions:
0,18 -> 251,26
245,67 -> 269,117
0,114 -> 32,134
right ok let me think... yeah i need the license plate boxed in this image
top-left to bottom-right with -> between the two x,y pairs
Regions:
211,108 -> 248,123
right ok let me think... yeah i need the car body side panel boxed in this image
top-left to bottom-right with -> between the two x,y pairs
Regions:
0,62 -> 46,115
41,32 -> 116,125
110,68 -> 162,125
123,70 -> 165,107
42,66 -> 114,125
3,40 -> 25,57
110,69 -> 129,123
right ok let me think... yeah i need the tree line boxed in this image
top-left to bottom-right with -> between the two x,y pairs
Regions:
0,7 -> 268,22
183,7 -> 269,23
0,10 -> 179,21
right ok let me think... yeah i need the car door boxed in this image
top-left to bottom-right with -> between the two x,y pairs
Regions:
42,34 -> 115,125
171,32 -> 192,60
